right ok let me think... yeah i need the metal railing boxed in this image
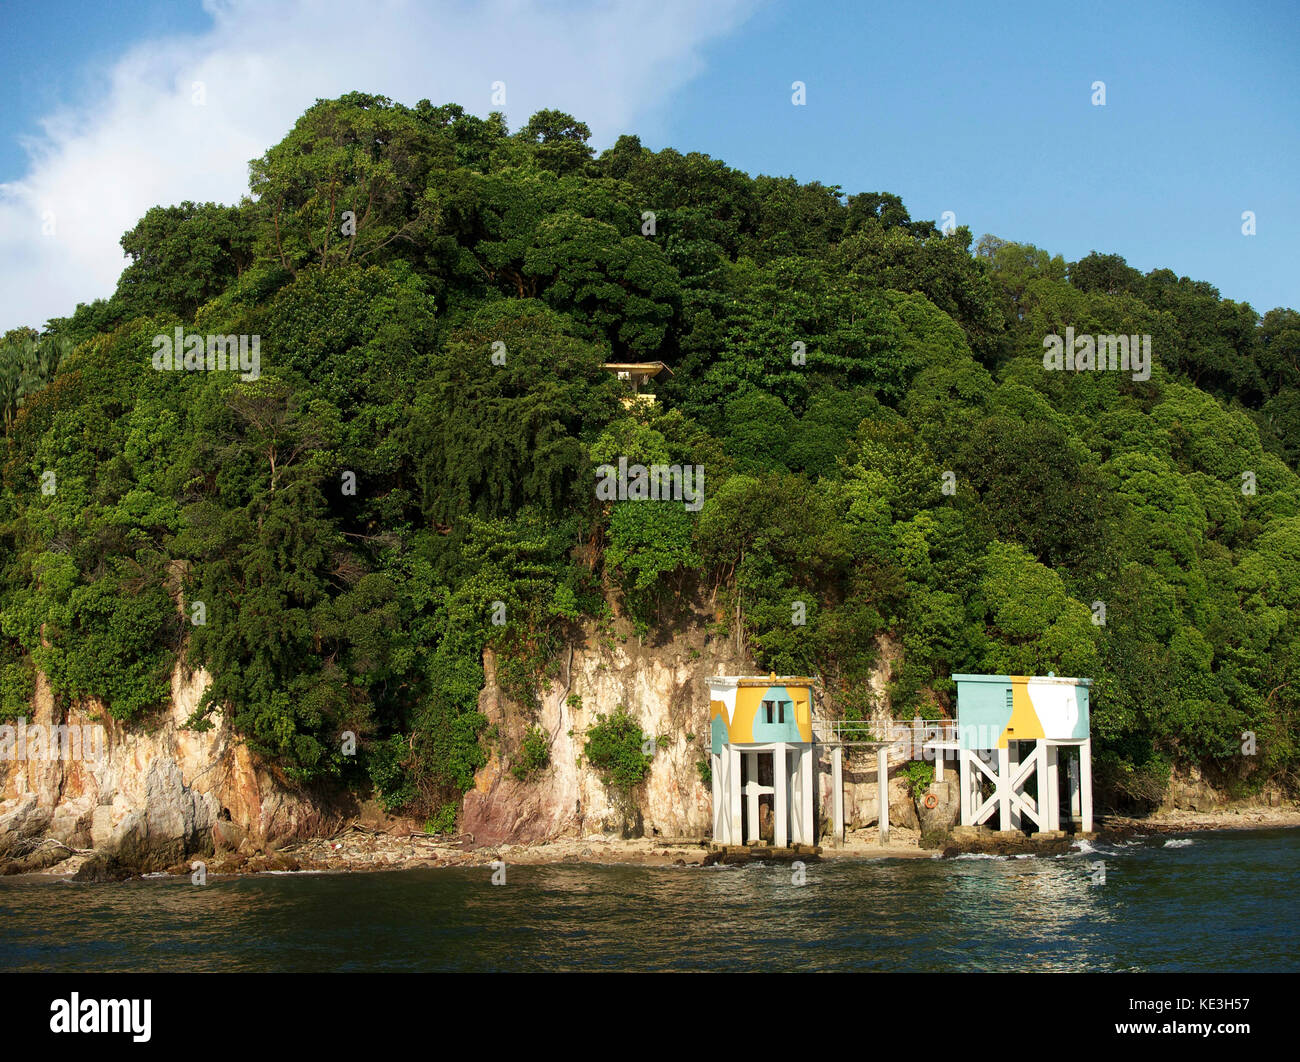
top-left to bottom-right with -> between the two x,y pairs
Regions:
812,719 -> 957,747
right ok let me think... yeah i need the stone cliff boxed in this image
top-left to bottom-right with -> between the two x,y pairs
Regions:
0,666 -> 347,874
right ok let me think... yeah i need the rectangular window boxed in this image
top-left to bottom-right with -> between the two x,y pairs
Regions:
763,701 -> 773,724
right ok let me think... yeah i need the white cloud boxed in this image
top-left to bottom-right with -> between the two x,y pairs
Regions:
0,0 -> 756,332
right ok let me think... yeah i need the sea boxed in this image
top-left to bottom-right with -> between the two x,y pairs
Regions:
0,828 -> 1295,972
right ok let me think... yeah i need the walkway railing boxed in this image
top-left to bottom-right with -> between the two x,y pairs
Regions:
812,719 -> 957,748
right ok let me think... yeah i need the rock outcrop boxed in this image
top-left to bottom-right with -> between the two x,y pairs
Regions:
0,667 -> 349,874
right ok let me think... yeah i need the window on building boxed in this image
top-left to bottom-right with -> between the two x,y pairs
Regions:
762,700 -> 773,724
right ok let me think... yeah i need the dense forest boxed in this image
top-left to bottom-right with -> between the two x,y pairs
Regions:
2,92 -> 1297,822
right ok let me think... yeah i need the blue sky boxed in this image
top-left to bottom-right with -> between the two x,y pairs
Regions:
0,0 -> 1295,332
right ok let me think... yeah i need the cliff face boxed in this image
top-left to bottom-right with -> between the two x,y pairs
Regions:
461,621 -> 750,845
459,619 -> 917,846
0,666 -> 346,873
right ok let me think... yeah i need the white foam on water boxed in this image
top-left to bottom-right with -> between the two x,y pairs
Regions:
1163,838 -> 1195,848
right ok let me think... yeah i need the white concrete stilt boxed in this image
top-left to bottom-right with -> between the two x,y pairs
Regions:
1080,739 -> 1093,833
959,748 -> 971,826
786,753 -> 800,844
877,746 -> 890,845
832,746 -> 844,844
711,751 -> 722,840
745,751 -> 760,842
1008,742 -> 1022,829
1068,751 -> 1081,821
728,746 -> 742,844
773,744 -> 788,848
997,746 -> 1012,830
795,743 -> 806,842
1045,744 -> 1060,832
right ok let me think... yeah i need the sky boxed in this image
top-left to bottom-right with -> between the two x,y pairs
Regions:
0,0 -> 1296,333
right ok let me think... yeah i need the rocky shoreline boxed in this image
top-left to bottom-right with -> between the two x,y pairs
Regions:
7,803 -> 1297,883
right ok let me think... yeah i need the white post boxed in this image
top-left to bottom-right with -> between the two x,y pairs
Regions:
1045,744 -> 1059,832
787,753 -> 800,844
1080,739 -> 1093,833
935,744 -> 944,783
877,746 -> 890,845
997,746 -> 1011,830
728,746 -> 742,844
801,745 -> 814,845
959,748 -> 971,826
773,744 -> 788,848
832,745 -> 844,845
1068,750 -> 1081,821
1008,741 -> 1021,829
711,752 -> 722,840
745,751 -> 760,843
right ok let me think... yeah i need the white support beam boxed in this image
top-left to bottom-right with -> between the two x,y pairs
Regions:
773,744 -> 788,848
1008,742 -> 1022,829
745,751 -> 760,842
996,746 -> 1012,830
877,746 -> 890,845
801,745 -> 814,845
1080,739 -> 1093,833
1045,744 -> 1060,832
728,746 -> 742,844
832,745 -> 844,844
1068,751 -> 1081,821
959,749 -> 971,826
711,751 -> 722,840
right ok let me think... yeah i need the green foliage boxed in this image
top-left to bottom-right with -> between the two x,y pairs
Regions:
511,725 -> 551,780
583,709 -> 652,789
902,760 -> 935,801
424,803 -> 459,835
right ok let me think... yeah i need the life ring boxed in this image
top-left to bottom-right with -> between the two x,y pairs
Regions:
923,793 -> 938,809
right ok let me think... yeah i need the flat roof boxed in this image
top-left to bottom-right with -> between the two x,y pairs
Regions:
951,673 -> 1092,687
603,362 -> 674,377
710,675 -> 816,688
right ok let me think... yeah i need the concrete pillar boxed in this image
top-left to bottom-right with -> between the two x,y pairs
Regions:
935,745 -> 944,782
997,746 -> 1011,830
728,746 -> 742,844
711,752 -> 722,840
795,743 -> 806,842
786,754 -> 800,844
877,746 -> 890,845
1080,739 -> 1093,833
745,751 -> 760,843
1068,750 -> 1081,820
1045,744 -> 1059,832
958,748 -> 971,826
1008,741 -> 1021,828
832,745 -> 844,844
773,744 -> 788,848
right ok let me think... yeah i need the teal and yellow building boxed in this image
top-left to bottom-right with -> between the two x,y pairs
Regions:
708,675 -> 816,846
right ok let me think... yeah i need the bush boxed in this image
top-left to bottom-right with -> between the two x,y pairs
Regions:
583,708 -> 652,789
902,760 -> 935,801
368,734 -> 416,812
424,803 -> 458,835
511,725 -> 551,780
